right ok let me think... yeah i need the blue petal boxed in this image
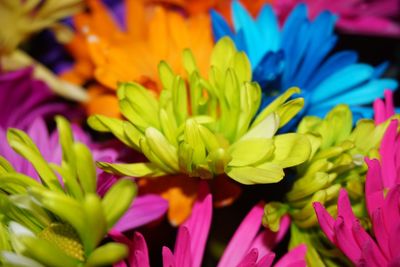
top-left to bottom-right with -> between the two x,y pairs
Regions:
253,51 -> 284,88
256,4 -> 280,54
312,79 -> 398,109
305,51 -> 358,90
310,64 -> 375,103
210,9 -> 234,41
231,1 -> 266,66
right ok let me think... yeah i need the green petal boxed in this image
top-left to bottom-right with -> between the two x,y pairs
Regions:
145,128 -> 179,171
227,163 -> 284,185
0,156 -> 15,174
85,243 -> 128,267
7,129 -> 62,192
73,143 -> 96,194
97,162 -> 167,177
228,138 -> 274,167
19,236 -> 80,267
81,195 -> 106,255
253,87 -> 300,126
241,113 -> 279,141
158,61 -> 175,90
232,51 -> 252,83
271,133 -> 311,168
101,179 -> 136,229
87,115 -> 138,149
276,98 -> 304,128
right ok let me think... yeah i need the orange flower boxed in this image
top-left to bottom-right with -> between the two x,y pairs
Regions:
63,0 -> 213,117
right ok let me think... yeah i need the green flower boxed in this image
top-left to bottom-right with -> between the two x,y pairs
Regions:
88,37 -> 311,185
263,105 -> 394,266
0,116 -> 136,267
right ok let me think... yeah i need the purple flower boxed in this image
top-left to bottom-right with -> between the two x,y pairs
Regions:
111,183 -> 307,267
0,67 -> 69,130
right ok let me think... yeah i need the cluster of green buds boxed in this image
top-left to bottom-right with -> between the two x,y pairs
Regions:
88,37 -> 311,185
262,105 -> 394,266
0,116 -> 136,267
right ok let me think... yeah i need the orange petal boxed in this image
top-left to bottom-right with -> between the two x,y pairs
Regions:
138,175 -> 199,226
85,85 -> 121,118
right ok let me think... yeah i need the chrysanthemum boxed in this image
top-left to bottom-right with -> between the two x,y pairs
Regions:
88,37 -> 311,225
262,104 -> 394,265
111,184 -> 307,267
211,2 -> 398,127
275,0 -> 400,38
0,116 -> 138,266
60,0 -> 214,117
313,90 -> 400,266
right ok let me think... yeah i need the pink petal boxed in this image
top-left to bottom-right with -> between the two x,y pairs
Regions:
132,232 -> 150,267
113,195 -> 168,232
162,246 -> 176,267
313,202 -> 335,243
256,252 -> 275,267
174,226 -> 193,267
182,181 -> 212,267
352,220 -> 386,265
379,119 -> 398,189
384,90 -> 395,118
337,189 -> 357,222
337,16 -> 400,37
237,248 -> 258,267
373,98 -> 386,124
250,215 -> 290,258
218,203 -> 264,267
365,158 -> 385,217
334,216 -> 362,264
274,244 -> 307,267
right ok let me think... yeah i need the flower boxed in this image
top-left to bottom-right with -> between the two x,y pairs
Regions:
211,2 -> 397,127
111,183 -> 307,267
0,116 -> 168,234
0,67 -> 70,130
60,0 -> 214,117
262,104 -> 393,265
88,37 -> 311,224
0,116 -> 136,266
314,93 -> 400,266
275,0 -> 400,38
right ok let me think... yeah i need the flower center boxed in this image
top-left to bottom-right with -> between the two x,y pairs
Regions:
38,223 -> 84,261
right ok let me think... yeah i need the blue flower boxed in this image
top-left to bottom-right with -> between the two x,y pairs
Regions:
211,1 -> 398,129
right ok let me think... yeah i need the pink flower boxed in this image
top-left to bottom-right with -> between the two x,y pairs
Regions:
111,183 -> 307,267
276,0 -> 400,37
314,117 -> 400,266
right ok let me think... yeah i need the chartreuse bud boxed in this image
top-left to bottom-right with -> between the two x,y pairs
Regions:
262,105 -> 395,266
0,116 -> 135,266
89,37 -> 311,185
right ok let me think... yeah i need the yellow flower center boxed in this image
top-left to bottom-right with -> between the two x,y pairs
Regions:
38,223 -> 84,261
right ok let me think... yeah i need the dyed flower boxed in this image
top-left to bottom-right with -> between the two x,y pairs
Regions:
59,0 -> 213,117
211,2 -> 397,127
0,116 -> 136,266
88,37 -> 311,224
0,116 -> 168,234
0,67 -> 70,130
111,183 -> 307,267
262,104 -> 394,265
275,0 -> 400,38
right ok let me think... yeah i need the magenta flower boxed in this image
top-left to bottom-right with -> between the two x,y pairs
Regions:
276,0 -> 400,37
111,183 -> 307,267
0,117 -> 168,232
0,67 -> 70,130
314,117 -> 400,266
